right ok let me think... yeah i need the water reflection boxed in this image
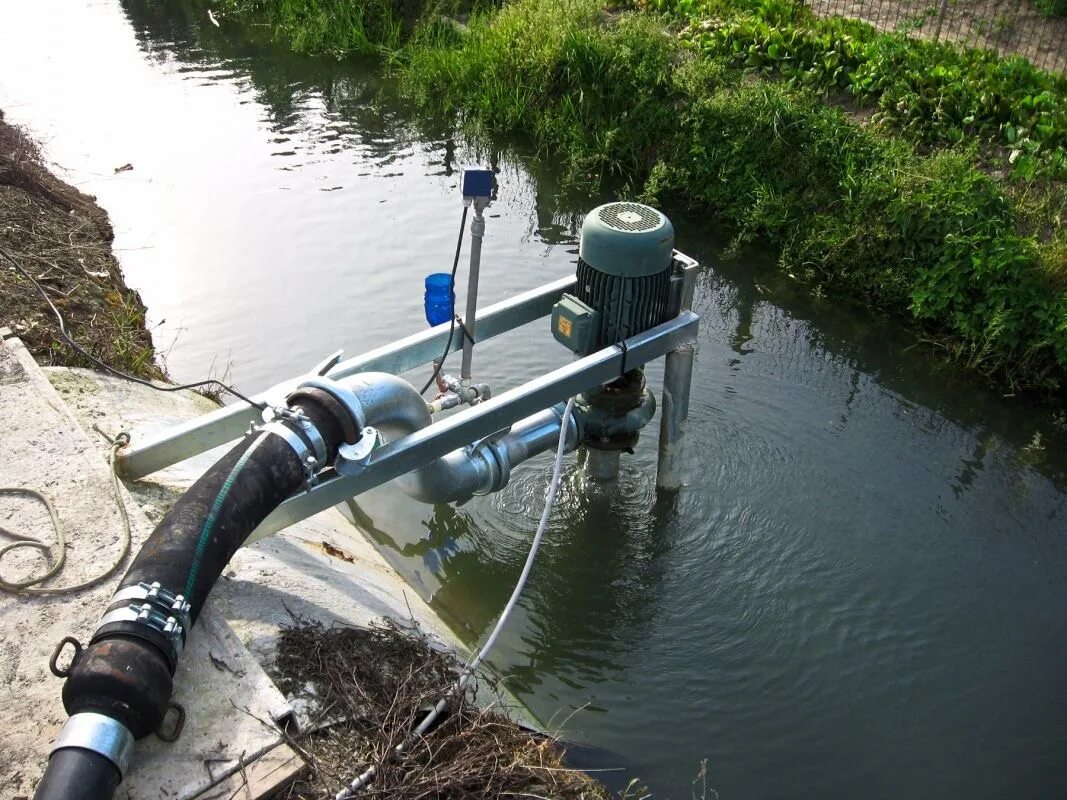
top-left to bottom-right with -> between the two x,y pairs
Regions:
344,461 -> 681,695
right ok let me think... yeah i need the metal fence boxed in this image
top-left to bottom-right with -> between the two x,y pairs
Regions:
804,0 -> 1067,73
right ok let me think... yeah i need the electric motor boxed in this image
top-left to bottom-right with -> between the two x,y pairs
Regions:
552,202 -> 675,355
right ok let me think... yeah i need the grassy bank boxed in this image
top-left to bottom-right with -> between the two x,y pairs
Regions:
212,0 -> 1067,392
0,111 -> 161,379
211,0 -> 490,54
400,0 -> 1066,390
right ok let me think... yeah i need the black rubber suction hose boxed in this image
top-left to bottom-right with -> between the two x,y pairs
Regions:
33,749 -> 120,800
34,396 -> 349,800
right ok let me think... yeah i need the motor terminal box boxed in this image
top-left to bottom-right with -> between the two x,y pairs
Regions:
551,293 -> 600,355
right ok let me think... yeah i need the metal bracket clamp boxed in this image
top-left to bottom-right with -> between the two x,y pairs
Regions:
52,712 -> 136,776
295,377 -> 367,438
296,417 -> 328,467
336,426 -> 380,477
97,580 -> 193,662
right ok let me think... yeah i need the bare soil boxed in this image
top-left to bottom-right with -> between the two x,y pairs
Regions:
0,110 -> 161,379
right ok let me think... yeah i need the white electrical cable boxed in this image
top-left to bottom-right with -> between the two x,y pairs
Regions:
336,396 -> 577,800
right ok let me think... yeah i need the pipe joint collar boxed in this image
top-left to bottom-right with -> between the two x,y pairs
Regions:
96,581 -> 192,664
577,387 -> 656,450
261,421 -> 323,488
294,377 -> 367,440
52,712 -> 135,776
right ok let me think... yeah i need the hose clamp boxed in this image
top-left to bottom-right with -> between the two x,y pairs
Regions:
52,712 -> 135,776
261,421 -> 322,489
97,581 -> 192,660
297,417 -> 328,466
295,377 -> 367,437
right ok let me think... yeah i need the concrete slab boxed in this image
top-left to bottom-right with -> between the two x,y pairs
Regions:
0,339 -> 291,800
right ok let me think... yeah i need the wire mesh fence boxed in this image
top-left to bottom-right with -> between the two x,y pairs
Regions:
803,0 -> 1067,73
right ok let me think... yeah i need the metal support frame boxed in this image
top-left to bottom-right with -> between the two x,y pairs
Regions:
657,254 -> 699,490
117,256 -> 700,539
460,200 -> 487,382
247,310 -> 698,543
117,275 -> 577,480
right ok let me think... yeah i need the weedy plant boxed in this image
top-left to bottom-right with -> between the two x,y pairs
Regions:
398,0 -> 1067,390
205,0 -> 1067,391
665,0 -> 1067,178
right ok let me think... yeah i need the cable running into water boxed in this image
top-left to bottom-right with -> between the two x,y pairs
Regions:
335,396 -> 577,799
419,204 -> 469,396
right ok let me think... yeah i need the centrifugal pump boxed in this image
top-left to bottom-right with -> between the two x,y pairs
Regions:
551,202 -> 679,479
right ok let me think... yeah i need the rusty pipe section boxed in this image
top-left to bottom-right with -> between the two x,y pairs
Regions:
336,373 -> 579,504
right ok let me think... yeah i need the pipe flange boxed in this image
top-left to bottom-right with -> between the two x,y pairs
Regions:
478,440 -> 510,494
294,377 -> 367,443
577,387 -> 656,449
52,712 -> 135,776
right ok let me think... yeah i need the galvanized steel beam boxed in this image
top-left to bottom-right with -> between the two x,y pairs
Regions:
116,275 -> 577,479
248,311 -> 700,542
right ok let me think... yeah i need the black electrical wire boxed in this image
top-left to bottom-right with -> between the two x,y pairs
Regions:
419,204 -> 469,396
0,244 -> 267,410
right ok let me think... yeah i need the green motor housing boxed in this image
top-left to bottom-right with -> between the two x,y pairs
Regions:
552,202 -> 675,355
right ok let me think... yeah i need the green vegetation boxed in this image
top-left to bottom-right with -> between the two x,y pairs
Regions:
399,0 -> 1066,389
214,0 -> 487,55
215,0 -> 408,53
214,0 -> 1067,391
1035,0 -> 1067,17
666,0 -> 1067,179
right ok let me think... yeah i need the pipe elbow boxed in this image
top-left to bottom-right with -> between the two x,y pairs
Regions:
395,448 -> 497,505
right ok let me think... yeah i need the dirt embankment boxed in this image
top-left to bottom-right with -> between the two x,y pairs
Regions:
0,109 -> 161,379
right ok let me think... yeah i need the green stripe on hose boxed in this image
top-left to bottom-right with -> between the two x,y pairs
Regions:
183,434 -> 269,599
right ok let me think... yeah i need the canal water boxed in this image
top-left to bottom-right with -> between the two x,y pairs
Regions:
2,2 -> 1065,798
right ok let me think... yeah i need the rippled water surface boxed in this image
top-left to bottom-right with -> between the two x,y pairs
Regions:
2,3 -> 1065,798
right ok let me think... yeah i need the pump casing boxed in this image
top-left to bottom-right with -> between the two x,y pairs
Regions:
552,202 -> 675,356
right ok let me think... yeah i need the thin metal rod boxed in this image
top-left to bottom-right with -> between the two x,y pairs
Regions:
116,275 -> 576,479
249,311 -> 700,542
460,203 -> 486,382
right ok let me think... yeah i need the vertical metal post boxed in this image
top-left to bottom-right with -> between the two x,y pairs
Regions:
657,258 -> 699,491
582,449 -> 622,482
933,0 -> 950,41
460,201 -> 487,383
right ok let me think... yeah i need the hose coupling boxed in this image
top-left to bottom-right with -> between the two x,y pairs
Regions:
51,712 -> 135,776
94,581 -> 192,669
291,377 -> 367,443
336,426 -> 381,477
260,420 -> 325,490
